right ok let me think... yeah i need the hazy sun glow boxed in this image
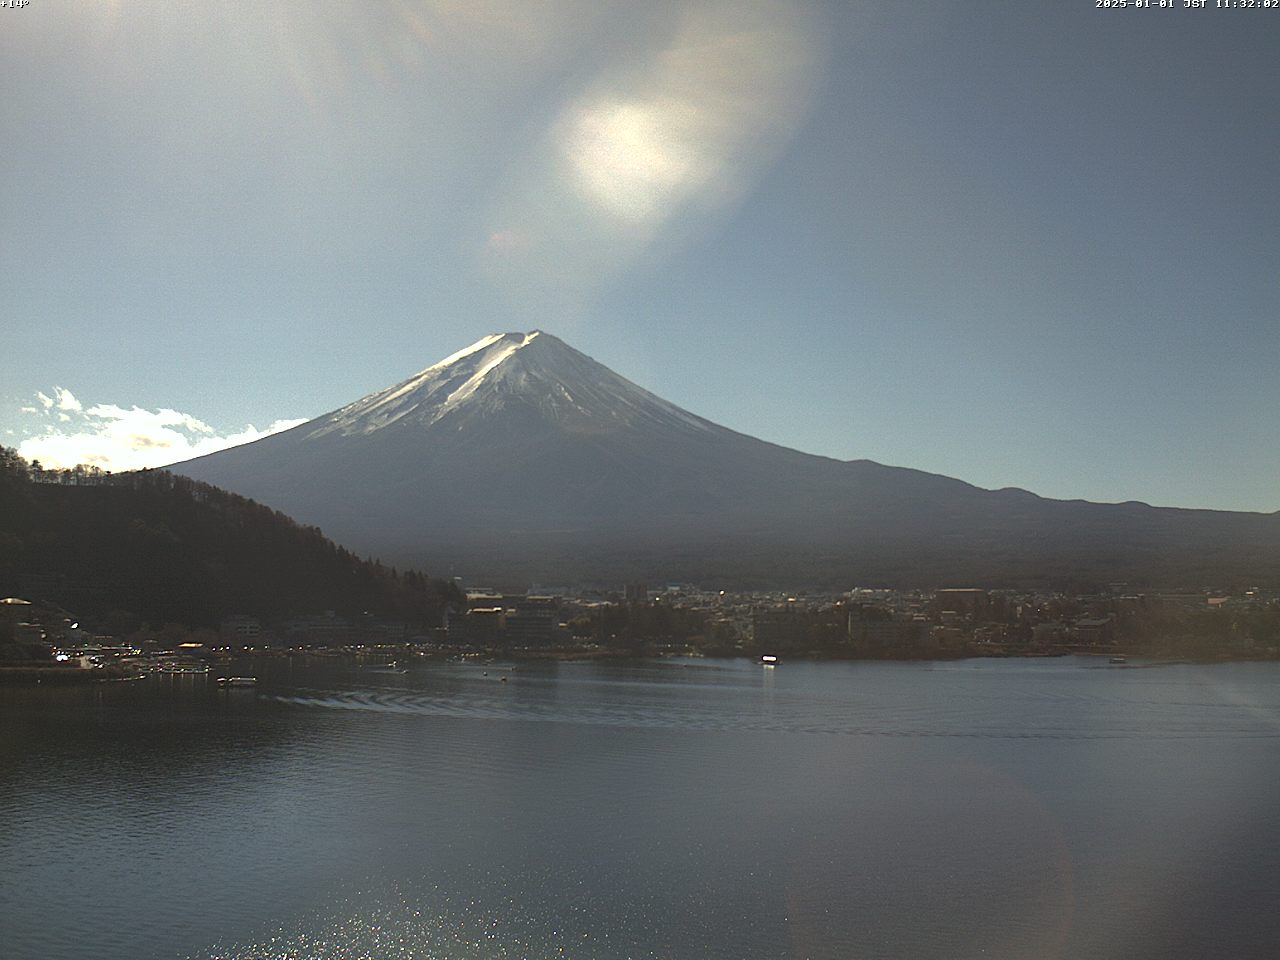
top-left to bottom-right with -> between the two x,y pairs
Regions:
566,98 -> 711,224
481,0 -> 825,315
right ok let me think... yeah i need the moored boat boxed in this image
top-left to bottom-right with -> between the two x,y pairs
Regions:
155,663 -> 210,675
216,676 -> 258,687
362,662 -> 407,674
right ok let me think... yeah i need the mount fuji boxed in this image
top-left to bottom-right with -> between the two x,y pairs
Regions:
169,332 -> 1278,588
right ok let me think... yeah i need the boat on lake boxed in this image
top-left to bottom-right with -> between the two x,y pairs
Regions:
362,662 -> 408,674
216,676 -> 258,687
761,655 -> 779,666
155,663 -> 210,675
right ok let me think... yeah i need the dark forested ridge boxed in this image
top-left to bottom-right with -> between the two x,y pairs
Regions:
0,448 -> 459,633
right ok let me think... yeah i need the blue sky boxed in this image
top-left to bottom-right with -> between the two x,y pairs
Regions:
4,1 -> 1277,511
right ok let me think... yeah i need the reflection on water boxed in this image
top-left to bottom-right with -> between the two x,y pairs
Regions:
3,657 -> 1279,960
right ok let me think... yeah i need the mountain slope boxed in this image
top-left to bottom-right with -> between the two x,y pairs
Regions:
0,453 -> 458,630
169,332 -> 1280,588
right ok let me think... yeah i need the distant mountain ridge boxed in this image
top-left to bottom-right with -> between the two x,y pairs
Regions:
169,332 -> 1280,589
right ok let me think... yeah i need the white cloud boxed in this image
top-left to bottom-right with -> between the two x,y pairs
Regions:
15,389 -> 305,473
54,387 -> 82,412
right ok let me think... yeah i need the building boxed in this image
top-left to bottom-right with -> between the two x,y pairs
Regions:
505,597 -> 559,645
0,597 -> 35,641
932,589 -> 989,621
1072,617 -> 1114,645
451,607 -> 504,645
219,615 -> 263,647
283,611 -> 351,646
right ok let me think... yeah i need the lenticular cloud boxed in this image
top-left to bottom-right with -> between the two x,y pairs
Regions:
15,388 -> 304,473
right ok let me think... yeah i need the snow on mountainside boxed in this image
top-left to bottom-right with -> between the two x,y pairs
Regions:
168,331 -> 1280,588
308,331 -> 716,440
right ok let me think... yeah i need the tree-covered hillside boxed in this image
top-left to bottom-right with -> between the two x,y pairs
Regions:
0,447 -> 459,632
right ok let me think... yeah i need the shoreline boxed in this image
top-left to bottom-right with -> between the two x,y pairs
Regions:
2,649 -> 1269,686
0,663 -> 141,685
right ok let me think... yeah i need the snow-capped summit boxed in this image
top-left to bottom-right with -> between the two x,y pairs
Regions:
308,331 -> 714,440
170,331 -> 1279,588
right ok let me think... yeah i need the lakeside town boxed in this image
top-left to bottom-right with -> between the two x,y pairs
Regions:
4,580 -> 1279,682
6,446 -> 1280,683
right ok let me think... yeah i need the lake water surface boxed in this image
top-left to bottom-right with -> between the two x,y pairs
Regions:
3,657 -> 1279,959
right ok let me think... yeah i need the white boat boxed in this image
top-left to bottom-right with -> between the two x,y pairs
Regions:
155,663 -> 210,675
362,662 -> 408,675
761,654 -> 779,666
216,676 -> 258,686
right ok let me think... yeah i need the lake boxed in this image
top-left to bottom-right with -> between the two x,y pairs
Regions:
2,656 -> 1279,959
